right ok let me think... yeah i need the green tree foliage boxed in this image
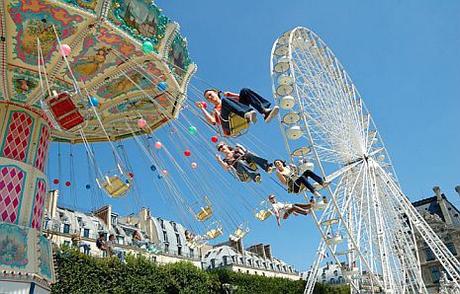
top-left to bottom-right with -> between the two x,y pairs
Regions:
51,248 -> 350,294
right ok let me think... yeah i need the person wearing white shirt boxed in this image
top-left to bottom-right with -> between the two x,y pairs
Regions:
268,194 -> 312,226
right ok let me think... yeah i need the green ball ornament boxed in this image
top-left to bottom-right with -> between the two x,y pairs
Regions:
142,41 -> 154,54
188,126 -> 197,135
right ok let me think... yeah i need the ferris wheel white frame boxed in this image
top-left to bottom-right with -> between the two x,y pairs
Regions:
270,27 -> 460,293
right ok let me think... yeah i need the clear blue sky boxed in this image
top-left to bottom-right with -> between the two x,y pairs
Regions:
48,0 -> 460,271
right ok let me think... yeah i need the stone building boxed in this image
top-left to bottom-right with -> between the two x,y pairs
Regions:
43,190 -> 202,267
201,239 -> 300,280
412,186 -> 460,294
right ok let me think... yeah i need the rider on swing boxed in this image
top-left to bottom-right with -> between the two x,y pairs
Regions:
196,88 -> 279,136
215,142 -> 275,183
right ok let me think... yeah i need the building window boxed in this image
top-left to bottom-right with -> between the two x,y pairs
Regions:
425,247 -> 435,261
446,243 -> 457,256
83,228 -> 90,238
163,231 -> 168,243
177,246 -> 182,256
189,248 -> 194,258
117,236 -> 124,245
211,259 -> 216,268
171,222 -> 177,231
334,270 -> 338,276
63,224 -> 70,234
111,215 -> 117,226
330,278 -> 335,284
164,244 -> 169,253
176,234 -> 181,245
431,266 -> 441,283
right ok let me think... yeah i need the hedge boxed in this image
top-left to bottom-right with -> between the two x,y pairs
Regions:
51,248 -> 350,294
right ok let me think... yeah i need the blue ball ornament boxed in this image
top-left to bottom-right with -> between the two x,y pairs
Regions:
150,164 -> 157,171
88,96 -> 99,108
85,184 -> 91,190
157,175 -> 162,179
142,41 -> 154,54
157,81 -> 168,92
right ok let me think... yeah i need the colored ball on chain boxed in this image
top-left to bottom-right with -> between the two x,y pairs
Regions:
201,102 -> 207,109
88,96 -> 99,107
53,179 -> 59,185
211,136 -> 218,143
65,181 -> 71,187
161,169 -> 168,176
157,81 -> 168,92
128,172 -> 134,178
157,175 -> 162,179
191,162 -> 198,169
154,141 -> 162,149
188,126 -> 197,135
184,149 -> 191,157
142,41 -> 154,54
150,164 -> 157,171
85,184 -> 91,190
137,118 -> 147,129
59,44 -> 71,57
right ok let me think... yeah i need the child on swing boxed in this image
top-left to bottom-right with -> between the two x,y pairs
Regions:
268,194 -> 312,226
196,88 -> 279,136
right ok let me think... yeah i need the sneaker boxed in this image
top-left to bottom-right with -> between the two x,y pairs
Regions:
264,106 -> 279,123
244,111 -> 257,124
254,174 -> 262,183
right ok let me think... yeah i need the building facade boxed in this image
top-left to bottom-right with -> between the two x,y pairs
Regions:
43,190 -> 299,280
201,239 -> 300,280
412,186 -> 460,294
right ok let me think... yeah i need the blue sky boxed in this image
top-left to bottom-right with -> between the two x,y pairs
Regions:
49,0 -> 460,271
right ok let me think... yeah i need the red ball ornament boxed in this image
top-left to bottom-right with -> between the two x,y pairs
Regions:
184,149 -> 191,157
53,179 -> 59,185
65,181 -> 71,187
211,136 -> 218,143
128,172 -> 134,178
201,102 -> 207,109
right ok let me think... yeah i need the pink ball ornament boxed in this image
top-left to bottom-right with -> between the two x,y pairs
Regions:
59,44 -> 71,57
155,141 -> 162,149
191,162 -> 198,169
137,118 -> 147,129
161,169 -> 168,176
65,181 -> 71,187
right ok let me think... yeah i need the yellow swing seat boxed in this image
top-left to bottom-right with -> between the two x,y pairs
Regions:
101,176 -> 131,198
255,209 -> 272,221
195,206 -> 213,221
226,112 -> 249,137
229,226 -> 249,242
205,221 -> 223,239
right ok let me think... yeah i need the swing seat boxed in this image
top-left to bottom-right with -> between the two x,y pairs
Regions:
313,199 -> 328,210
229,226 -> 249,242
255,209 -> 272,221
206,228 -> 223,239
225,112 -> 249,137
46,91 -> 84,131
195,206 -> 213,221
100,176 -> 131,198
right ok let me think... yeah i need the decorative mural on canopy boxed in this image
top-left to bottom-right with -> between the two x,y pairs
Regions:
38,235 -> 53,280
58,0 -> 98,13
167,34 -> 192,83
8,0 -> 84,65
0,223 -> 29,268
110,0 -> 170,51
11,68 -> 39,103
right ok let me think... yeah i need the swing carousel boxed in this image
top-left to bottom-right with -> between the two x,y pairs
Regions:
0,0 -> 195,292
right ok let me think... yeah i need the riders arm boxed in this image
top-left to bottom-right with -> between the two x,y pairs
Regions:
276,171 -> 288,185
224,91 -> 240,99
216,155 -> 230,170
201,108 -> 216,125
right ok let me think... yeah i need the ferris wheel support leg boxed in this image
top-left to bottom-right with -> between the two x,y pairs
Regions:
0,102 -> 56,290
304,240 -> 327,294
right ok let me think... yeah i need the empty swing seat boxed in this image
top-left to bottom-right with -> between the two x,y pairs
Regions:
205,222 -> 223,239
229,226 -> 249,242
325,234 -> 343,245
196,206 -> 213,222
100,176 -> 131,198
255,210 -> 272,221
46,91 -> 84,131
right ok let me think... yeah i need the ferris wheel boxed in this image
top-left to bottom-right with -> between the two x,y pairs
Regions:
270,27 -> 460,293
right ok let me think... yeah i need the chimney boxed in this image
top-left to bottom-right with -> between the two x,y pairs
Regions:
433,186 -> 453,225
263,244 -> 272,260
140,207 -> 151,221
45,190 -> 59,219
93,205 -> 112,228
455,186 -> 460,197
